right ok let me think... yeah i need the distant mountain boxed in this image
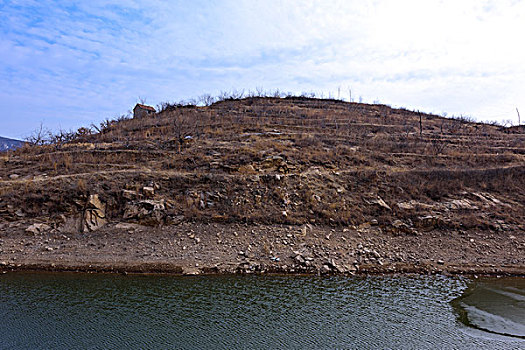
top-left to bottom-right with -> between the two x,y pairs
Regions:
0,136 -> 25,151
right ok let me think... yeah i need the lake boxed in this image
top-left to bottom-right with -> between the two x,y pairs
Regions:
0,273 -> 523,349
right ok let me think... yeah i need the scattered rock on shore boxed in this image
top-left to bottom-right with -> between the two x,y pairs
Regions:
182,267 -> 200,275
26,223 -> 51,235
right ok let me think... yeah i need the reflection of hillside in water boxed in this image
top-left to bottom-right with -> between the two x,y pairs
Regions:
452,278 -> 525,339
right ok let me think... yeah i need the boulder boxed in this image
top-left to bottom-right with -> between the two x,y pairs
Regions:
262,155 -> 284,168
371,196 -> 391,210
322,259 -> 342,273
261,155 -> 289,173
142,186 -> 155,198
321,264 -> 332,275
390,219 -> 417,235
294,254 -> 306,264
182,267 -> 200,276
238,164 -> 257,174
415,215 -> 443,231
299,224 -> 312,236
397,202 -> 415,210
26,223 -> 51,235
122,190 -> 140,200
81,194 -> 107,232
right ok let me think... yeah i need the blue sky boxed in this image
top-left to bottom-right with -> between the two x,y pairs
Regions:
1,0 -> 524,139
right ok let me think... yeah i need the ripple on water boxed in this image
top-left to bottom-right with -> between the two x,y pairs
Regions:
0,273 -> 524,349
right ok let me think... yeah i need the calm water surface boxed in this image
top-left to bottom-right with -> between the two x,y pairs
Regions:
0,272 -> 524,349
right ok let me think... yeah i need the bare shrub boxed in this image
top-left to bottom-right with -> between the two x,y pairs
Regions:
168,110 -> 200,152
428,138 -> 447,155
26,123 -> 49,146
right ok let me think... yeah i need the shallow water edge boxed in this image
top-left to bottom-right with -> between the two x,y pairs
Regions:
2,260 -> 525,277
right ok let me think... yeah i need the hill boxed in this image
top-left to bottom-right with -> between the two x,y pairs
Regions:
0,136 -> 24,152
0,97 -> 523,275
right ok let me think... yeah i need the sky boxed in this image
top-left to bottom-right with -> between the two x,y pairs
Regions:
1,0 -> 524,139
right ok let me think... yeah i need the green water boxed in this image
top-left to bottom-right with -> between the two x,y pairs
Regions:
0,273 -> 523,349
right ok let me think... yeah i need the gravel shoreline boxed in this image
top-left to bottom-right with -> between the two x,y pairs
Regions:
1,222 -> 523,276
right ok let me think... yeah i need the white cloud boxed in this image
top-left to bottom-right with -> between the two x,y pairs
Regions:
1,0 -> 524,138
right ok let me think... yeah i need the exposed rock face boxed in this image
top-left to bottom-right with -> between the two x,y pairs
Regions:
81,194 -> 107,232
397,202 -> 415,210
123,199 -> 166,226
446,199 -> 478,210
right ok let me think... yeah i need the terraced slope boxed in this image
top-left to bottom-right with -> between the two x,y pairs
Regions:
1,97 -> 523,231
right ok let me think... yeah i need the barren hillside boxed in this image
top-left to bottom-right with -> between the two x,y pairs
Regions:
2,97 -> 523,229
0,97 -> 523,275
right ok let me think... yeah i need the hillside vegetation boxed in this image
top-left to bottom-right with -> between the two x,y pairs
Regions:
1,97 -> 524,235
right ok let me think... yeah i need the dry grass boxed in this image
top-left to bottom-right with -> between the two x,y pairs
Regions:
1,97 -> 523,227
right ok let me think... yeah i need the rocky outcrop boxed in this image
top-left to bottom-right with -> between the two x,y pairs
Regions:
81,194 -> 107,232
387,219 -> 419,236
123,199 -> 166,226
415,215 -> 444,231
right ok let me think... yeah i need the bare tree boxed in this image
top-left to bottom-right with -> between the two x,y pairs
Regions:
230,89 -> 245,99
49,128 -> 76,146
169,110 -> 199,152
418,111 -> 422,136
26,123 -> 49,146
199,94 -> 215,106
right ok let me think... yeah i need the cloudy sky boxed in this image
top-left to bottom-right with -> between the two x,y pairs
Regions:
1,0 -> 524,139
